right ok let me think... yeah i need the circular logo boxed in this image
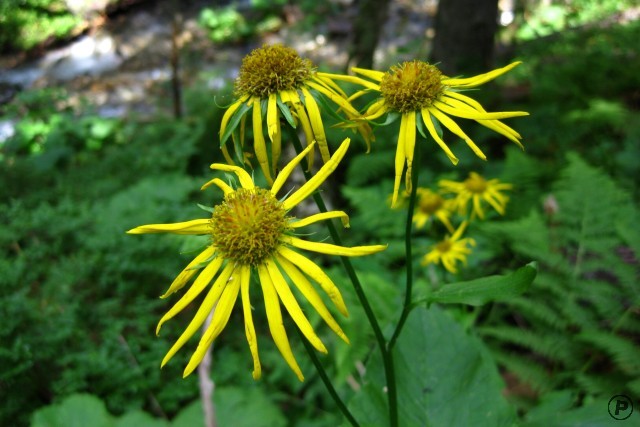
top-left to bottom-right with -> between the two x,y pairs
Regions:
608,395 -> 633,420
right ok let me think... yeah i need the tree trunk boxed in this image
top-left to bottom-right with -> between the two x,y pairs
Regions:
430,0 -> 499,75
348,0 -> 392,69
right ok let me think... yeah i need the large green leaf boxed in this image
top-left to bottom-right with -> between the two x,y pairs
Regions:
172,386 -> 286,427
348,306 -> 515,427
422,263 -> 537,306
31,394 -> 113,427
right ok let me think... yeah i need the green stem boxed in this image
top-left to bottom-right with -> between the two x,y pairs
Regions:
297,328 -> 360,427
388,139 -> 420,350
287,130 -> 396,427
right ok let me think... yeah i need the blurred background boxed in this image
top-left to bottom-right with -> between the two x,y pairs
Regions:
1,1 -> 639,426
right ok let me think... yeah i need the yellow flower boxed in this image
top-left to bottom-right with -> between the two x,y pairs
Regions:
422,222 -> 475,274
439,172 -> 512,220
127,139 -> 386,381
220,44 -> 373,185
329,61 -> 528,207
413,188 -> 455,232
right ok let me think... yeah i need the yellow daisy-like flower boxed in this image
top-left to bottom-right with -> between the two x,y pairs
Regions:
439,172 -> 513,220
413,188 -> 455,232
127,139 -> 386,381
220,44 -> 373,185
421,221 -> 475,274
328,60 -> 528,207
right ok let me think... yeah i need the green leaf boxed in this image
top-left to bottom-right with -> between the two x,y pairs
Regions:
220,101 -> 252,146
276,96 -> 296,128
348,306 -> 516,426
423,263 -> 537,306
523,392 -> 616,427
115,411 -> 168,427
172,386 -> 286,427
31,394 -> 113,427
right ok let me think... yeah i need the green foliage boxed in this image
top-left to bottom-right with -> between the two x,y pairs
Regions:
422,263 -> 536,307
30,387 -> 287,427
197,1 -> 286,44
477,154 -> 640,407
515,0 -> 637,40
0,0 -> 82,52
349,306 -> 516,426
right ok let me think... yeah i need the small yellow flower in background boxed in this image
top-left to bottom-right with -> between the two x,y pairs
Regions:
329,60 -> 528,207
127,138 -> 386,381
422,221 -> 476,274
220,44 -> 373,184
413,188 -> 455,232
439,172 -> 512,220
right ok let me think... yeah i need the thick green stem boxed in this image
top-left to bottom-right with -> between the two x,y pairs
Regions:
287,130 -> 396,427
388,139 -> 420,350
297,329 -> 360,427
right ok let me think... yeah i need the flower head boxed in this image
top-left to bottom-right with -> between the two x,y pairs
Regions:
439,172 -> 512,220
127,139 -> 386,381
330,61 -> 528,207
413,188 -> 455,232
220,44 -> 372,184
421,221 -> 475,274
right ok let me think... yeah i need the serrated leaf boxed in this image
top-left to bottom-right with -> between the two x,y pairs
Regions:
423,263 -> 537,306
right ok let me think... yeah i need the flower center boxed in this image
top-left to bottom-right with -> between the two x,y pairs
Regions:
379,61 -> 444,113
235,44 -> 315,98
436,240 -> 452,253
418,190 -> 444,214
210,188 -> 291,265
464,173 -> 488,194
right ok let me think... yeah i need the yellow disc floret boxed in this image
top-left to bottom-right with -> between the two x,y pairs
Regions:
235,44 -> 315,98
418,190 -> 444,214
463,172 -> 489,193
210,188 -> 291,265
379,61 -> 444,113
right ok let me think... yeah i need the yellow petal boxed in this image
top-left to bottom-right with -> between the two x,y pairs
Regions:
314,74 -> 348,98
477,119 -> 524,148
351,67 -> 386,82
239,265 -> 261,379
160,263 -> 235,368
435,99 -> 529,120
267,93 -> 282,174
157,255 -> 224,332
183,269 -> 241,377
287,90 -> 315,168
276,255 -> 349,343
300,87 -> 330,163
220,144 -> 236,166
258,264 -> 304,381
442,62 -> 521,88
403,112 -> 417,195
319,71 -> 381,90
127,219 -> 210,235
391,114 -> 408,208
265,258 -> 327,353
209,163 -> 254,189
201,177 -> 233,195
277,246 -> 348,316
282,235 -> 387,257
283,138 -> 350,210
306,80 -> 359,116
429,108 -> 487,160
421,108 -> 459,165
271,141 -> 316,197
252,97 -> 273,185
219,95 -> 249,141
290,211 -> 350,229
160,246 -> 216,298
